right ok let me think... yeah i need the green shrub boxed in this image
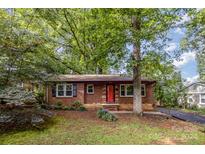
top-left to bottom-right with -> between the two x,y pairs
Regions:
54,105 -> 62,110
35,91 -> 45,105
56,101 -> 63,107
190,105 -> 198,110
78,106 -> 86,111
54,101 -> 63,110
63,106 -> 71,110
52,101 -> 86,111
71,101 -> 86,111
40,104 -> 55,110
97,108 -> 107,118
40,104 -> 47,109
71,101 -> 81,109
0,108 -> 54,132
97,108 -> 117,122
69,106 -> 75,110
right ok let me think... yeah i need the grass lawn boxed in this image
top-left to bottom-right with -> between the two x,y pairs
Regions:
181,108 -> 205,116
0,111 -> 205,145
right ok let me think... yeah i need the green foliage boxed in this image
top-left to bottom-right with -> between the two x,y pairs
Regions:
181,9 -> 205,81
56,101 -> 63,107
63,106 -> 71,110
52,101 -> 86,111
0,8 -> 188,109
35,91 -> 45,105
139,52 -> 184,107
54,106 -> 62,110
40,104 -> 48,109
190,105 -> 198,110
0,108 -> 53,132
54,101 -> 63,110
71,101 -> 86,111
35,9 -> 128,74
97,109 -> 117,122
0,9 -> 74,88
182,108 -> 205,116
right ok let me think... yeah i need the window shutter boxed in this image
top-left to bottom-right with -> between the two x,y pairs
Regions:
52,84 -> 56,97
73,83 -> 77,97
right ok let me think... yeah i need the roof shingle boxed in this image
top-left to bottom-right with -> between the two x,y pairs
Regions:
47,74 -> 156,83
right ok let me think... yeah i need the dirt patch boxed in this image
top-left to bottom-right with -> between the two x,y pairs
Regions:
160,119 -> 199,132
117,114 -> 200,132
54,110 -> 110,125
55,110 -> 98,120
154,137 -> 185,145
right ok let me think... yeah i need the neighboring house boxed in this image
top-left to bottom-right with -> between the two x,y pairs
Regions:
45,74 -> 156,111
179,82 -> 205,108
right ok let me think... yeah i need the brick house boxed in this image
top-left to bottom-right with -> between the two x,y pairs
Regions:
45,74 -> 156,111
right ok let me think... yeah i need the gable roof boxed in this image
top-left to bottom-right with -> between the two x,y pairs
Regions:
185,81 -> 205,89
47,74 -> 156,83
179,81 -> 205,92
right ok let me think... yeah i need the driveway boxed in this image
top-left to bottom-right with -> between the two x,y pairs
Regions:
157,107 -> 205,125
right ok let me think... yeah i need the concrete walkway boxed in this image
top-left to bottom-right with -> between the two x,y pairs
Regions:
110,111 -> 171,118
157,107 -> 205,124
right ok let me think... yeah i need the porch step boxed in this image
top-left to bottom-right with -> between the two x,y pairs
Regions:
142,103 -> 154,111
102,104 -> 119,111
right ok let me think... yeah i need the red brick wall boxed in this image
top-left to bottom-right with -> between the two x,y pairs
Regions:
47,81 -> 156,110
116,83 -> 156,110
84,83 -> 105,104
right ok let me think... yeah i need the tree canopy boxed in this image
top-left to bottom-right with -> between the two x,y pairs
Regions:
181,9 -> 205,81
0,8 -> 190,108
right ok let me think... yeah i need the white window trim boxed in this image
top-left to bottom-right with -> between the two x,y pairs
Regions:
141,84 -> 146,97
187,92 -> 205,94
87,84 -> 94,94
187,96 -> 194,104
199,94 -> 205,104
120,84 -> 146,97
125,84 -> 133,97
56,83 -> 73,97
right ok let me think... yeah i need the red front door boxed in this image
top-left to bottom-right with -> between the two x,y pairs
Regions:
107,85 -> 115,103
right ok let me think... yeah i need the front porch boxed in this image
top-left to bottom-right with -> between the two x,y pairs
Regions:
84,103 -> 120,111
84,103 -> 154,111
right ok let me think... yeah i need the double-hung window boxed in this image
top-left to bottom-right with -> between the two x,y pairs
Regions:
200,94 -> 205,104
126,85 -> 134,96
56,84 -> 73,97
120,84 -> 146,97
141,84 -> 146,97
87,84 -> 94,94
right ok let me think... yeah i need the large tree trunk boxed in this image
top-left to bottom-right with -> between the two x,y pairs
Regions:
132,15 -> 142,115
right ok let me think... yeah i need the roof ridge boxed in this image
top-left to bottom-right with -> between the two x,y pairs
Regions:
47,74 -> 156,83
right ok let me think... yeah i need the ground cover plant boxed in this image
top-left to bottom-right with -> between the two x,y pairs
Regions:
97,109 -> 118,122
41,101 -> 86,111
0,108 -> 54,132
181,108 -> 205,116
0,87 -> 54,132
